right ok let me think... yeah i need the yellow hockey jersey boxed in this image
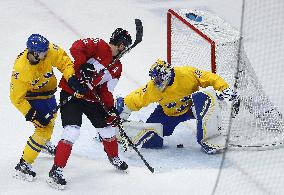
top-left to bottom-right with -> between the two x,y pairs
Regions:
124,66 -> 229,117
10,43 -> 75,116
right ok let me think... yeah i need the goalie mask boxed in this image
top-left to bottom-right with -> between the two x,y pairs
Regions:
149,59 -> 174,91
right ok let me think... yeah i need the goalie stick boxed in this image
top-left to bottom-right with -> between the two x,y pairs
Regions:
44,19 -> 143,119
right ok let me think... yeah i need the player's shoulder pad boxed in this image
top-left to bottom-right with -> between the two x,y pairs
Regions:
180,65 -> 203,78
12,50 -> 32,81
47,43 -> 64,55
144,80 -> 162,95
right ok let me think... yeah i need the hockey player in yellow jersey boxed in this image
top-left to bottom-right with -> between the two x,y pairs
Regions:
10,34 -> 87,181
116,59 -> 240,154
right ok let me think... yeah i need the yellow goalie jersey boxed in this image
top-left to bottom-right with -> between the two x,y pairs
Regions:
125,66 -> 229,117
10,43 -> 75,116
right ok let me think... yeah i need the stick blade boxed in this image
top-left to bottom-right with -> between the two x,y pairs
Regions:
134,18 -> 143,45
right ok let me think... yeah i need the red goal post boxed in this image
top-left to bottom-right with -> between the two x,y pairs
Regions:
167,9 -> 216,73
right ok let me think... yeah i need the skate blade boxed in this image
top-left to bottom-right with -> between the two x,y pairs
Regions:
202,147 -> 224,154
13,170 -> 34,182
46,177 -> 65,190
111,164 -> 129,173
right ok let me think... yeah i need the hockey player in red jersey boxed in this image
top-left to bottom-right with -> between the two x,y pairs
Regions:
47,28 -> 132,190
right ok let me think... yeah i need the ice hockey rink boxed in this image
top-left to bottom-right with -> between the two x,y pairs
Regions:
0,0 -> 283,194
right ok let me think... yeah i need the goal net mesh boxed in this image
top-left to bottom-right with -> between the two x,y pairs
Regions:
168,2 -> 284,194
168,8 -> 284,149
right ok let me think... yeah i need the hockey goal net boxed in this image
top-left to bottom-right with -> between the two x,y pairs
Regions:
167,9 -> 284,150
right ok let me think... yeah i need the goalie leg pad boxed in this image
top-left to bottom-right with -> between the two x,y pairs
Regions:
192,89 -> 224,152
122,121 -> 163,149
138,105 -> 194,148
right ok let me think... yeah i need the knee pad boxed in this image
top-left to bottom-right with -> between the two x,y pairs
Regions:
97,126 -> 116,139
61,125 -> 80,144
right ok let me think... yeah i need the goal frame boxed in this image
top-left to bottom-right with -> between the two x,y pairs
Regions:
167,9 -> 217,73
166,8 -> 284,150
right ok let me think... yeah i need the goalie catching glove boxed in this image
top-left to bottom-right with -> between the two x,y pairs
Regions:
218,88 -> 240,117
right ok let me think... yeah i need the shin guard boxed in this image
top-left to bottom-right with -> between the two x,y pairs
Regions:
54,140 -> 73,168
102,137 -> 118,158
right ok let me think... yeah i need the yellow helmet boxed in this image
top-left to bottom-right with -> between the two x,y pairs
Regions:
149,59 -> 173,91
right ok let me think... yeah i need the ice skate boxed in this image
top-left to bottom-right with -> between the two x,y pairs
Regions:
108,156 -> 128,171
13,158 -> 36,182
41,141 -> 56,156
46,164 -> 66,190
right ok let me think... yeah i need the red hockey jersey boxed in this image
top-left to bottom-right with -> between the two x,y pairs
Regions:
59,38 -> 122,108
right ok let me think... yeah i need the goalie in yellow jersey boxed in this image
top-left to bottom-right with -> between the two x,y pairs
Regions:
10,34 -> 87,182
116,59 -> 240,154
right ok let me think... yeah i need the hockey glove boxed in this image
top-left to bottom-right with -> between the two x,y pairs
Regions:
115,97 -> 132,121
105,107 -> 122,127
218,88 -> 239,101
218,88 -> 240,117
80,63 -> 99,84
67,75 -> 88,98
25,108 -> 51,128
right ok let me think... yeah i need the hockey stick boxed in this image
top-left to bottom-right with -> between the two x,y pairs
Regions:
88,84 -> 154,173
87,18 -> 143,76
117,123 -> 155,173
84,19 -> 154,173
45,95 -> 73,119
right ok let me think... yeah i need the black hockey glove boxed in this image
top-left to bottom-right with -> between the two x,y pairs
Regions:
25,108 -> 51,128
80,63 -> 99,84
105,107 -> 122,127
67,75 -> 88,98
